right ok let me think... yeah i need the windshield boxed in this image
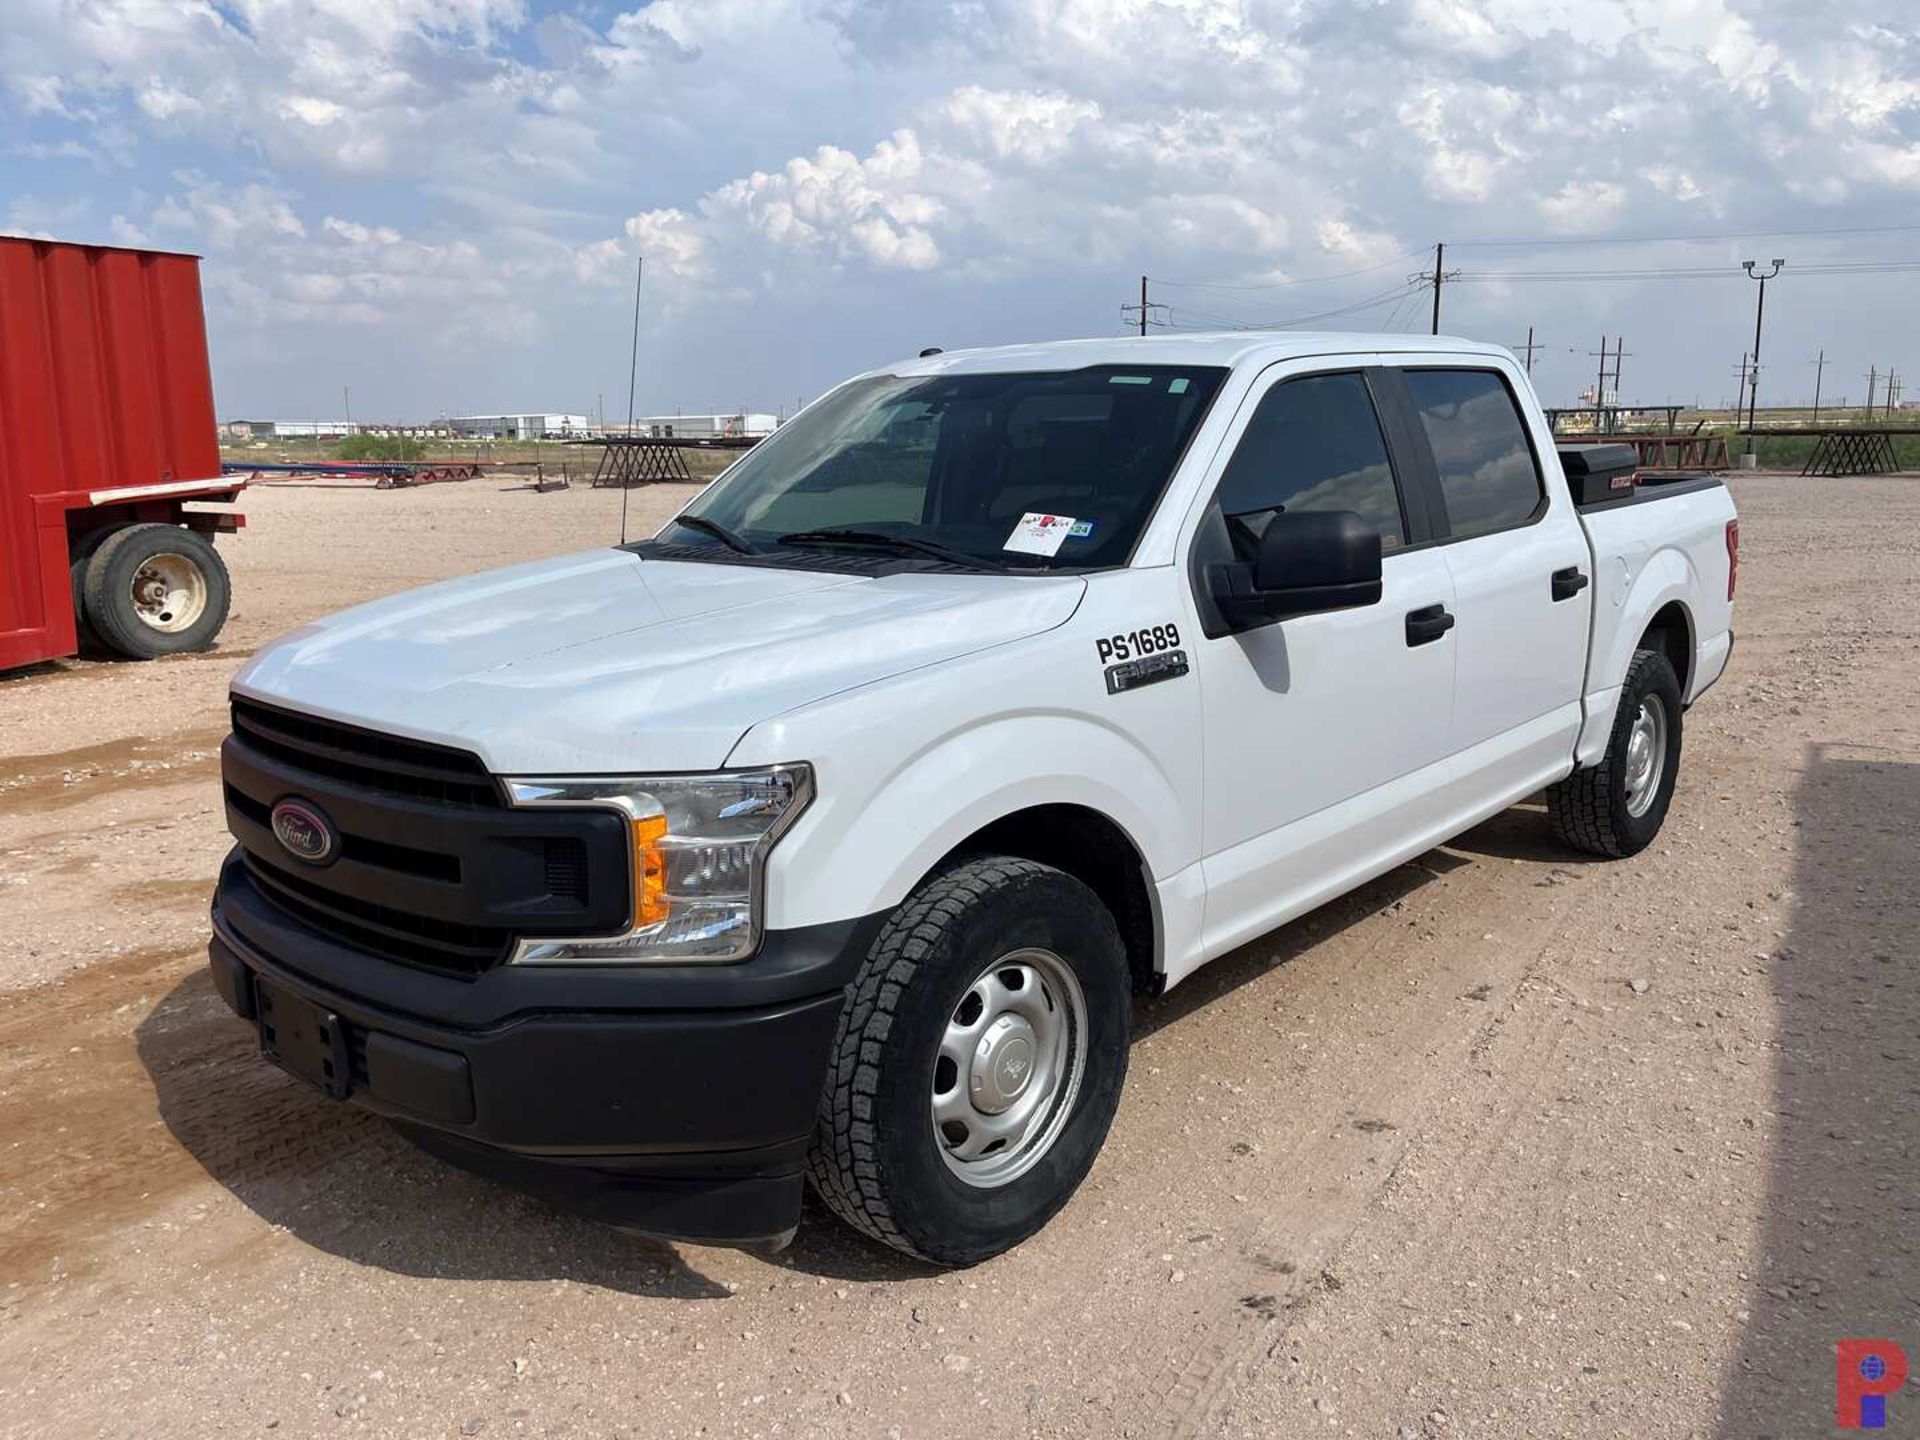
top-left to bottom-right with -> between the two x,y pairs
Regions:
663,365 -> 1227,570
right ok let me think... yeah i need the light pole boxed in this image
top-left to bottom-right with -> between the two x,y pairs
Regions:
1742,258 -> 1783,458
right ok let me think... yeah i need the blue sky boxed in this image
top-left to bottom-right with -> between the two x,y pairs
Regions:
5,0 -> 1917,421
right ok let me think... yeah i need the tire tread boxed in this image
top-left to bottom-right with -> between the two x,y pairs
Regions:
807,855 -> 1055,1261
1548,648 -> 1677,858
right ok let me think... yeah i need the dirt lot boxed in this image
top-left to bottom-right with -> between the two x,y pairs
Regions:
1,473 -> 1915,1439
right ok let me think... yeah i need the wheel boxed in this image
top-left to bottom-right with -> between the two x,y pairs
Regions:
808,856 -> 1132,1265
81,522 -> 232,660
1548,648 -> 1683,858
67,526 -> 123,656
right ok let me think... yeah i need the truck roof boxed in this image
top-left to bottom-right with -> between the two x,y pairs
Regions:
881,331 -> 1515,378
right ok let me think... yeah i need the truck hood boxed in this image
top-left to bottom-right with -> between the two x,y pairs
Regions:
232,550 -> 1086,773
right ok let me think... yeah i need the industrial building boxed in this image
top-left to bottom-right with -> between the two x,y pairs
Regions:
449,412 -> 592,440
226,419 -> 359,439
631,412 -> 779,440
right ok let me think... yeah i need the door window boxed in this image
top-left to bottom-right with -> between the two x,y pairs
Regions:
1214,371 -> 1406,554
1402,369 -> 1544,539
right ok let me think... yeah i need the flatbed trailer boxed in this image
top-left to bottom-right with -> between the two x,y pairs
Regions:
1,235 -> 244,669
222,460 -> 481,487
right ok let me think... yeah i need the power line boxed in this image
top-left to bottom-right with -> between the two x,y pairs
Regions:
1378,287 -> 1425,333
1455,259 -> 1920,283
1148,248 -> 1426,292
1158,280 -> 1425,332
1449,221 -> 1920,249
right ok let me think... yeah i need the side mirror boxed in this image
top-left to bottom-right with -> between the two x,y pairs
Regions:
1207,510 -> 1383,631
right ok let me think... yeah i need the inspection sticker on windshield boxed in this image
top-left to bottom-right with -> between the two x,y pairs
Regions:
1005,512 -> 1078,557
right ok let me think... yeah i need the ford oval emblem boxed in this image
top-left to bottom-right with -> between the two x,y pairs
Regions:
271,798 -> 338,866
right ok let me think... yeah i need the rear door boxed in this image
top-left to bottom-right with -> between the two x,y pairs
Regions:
1375,361 -> 1589,783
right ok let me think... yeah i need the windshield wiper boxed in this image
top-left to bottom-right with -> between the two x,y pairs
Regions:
672,514 -> 759,555
776,529 -> 1006,572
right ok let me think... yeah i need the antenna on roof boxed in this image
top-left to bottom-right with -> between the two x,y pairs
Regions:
619,252 -> 644,546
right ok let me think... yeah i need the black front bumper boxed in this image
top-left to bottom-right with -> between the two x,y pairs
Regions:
210,850 -> 882,1245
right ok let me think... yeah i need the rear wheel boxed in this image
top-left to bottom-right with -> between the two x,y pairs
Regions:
1548,647 -> 1683,858
68,526 -> 122,656
82,522 -> 232,660
808,856 -> 1131,1265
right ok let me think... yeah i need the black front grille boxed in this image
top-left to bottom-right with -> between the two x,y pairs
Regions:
223,699 -> 630,980
244,853 -> 511,976
225,783 -> 461,883
231,697 -> 501,808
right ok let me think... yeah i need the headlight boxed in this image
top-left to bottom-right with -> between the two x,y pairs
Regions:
504,765 -> 812,964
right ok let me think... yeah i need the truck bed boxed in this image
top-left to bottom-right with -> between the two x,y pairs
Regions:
1574,470 -> 1736,757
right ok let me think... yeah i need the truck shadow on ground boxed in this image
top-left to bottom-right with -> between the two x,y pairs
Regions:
132,820 -> 1512,1292
1716,745 -> 1920,1437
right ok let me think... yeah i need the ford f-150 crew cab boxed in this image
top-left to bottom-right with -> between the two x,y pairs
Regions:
206,333 -> 1736,1265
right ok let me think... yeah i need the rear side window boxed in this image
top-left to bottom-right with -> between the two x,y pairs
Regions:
1402,369 -> 1543,539
1215,372 -> 1406,550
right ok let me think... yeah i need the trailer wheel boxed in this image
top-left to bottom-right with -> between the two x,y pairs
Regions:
68,526 -> 124,656
82,522 -> 232,660
808,856 -> 1131,1266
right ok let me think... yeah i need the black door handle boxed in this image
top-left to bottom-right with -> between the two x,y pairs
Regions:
1551,566 -> 1590,601
1405,603 -> 1455,647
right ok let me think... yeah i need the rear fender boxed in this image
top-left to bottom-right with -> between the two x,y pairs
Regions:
1577,545 -> 1696,767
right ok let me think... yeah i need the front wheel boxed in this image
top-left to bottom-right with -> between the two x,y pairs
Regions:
808,856 -> 1131,1266
1548,647 -> 1683,858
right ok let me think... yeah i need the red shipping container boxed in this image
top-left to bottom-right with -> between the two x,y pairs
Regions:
0,236 -> 237,669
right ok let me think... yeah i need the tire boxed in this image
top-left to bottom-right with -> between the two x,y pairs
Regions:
67,526 -> 123,656
82,522 -> 232,660
808,856 -> 1132,1266
1548,648 -> 1683,858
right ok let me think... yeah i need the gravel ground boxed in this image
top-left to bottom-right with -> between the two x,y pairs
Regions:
0,472 -> 1915,1439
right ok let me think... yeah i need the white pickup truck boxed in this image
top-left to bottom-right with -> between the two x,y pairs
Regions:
206,334 -> 1736,1265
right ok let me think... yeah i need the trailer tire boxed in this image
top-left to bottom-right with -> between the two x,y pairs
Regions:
82,522 -> 232,660
808,856 -> 1131,1266
68,526 -> 124,656
1548,648 -> 1683,858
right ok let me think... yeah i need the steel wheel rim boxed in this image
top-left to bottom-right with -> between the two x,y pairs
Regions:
130,553 -> 208,634
1623,694 -> 1668,818
931,947 -> 1088,1189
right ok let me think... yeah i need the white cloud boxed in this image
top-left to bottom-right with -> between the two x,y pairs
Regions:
1539,179 -> 1628,233
2,0 -> 1916,414
706,131 -> 944,272
939,87 -> 1101,164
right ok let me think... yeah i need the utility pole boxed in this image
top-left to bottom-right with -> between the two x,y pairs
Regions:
1430,243 -> 1445,335
1887,370 -> 1900,418
1591,335 -> 1610,432
1513,326 -> 1540,374
1741,258 -> 1784,451
1121,276 -> 1167,335
1810,350 -> 1825,423
343,385 -> 352,431
1865,365 -> 1878,418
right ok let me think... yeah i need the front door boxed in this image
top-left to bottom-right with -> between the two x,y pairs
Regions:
1189,363 -> 1459,962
